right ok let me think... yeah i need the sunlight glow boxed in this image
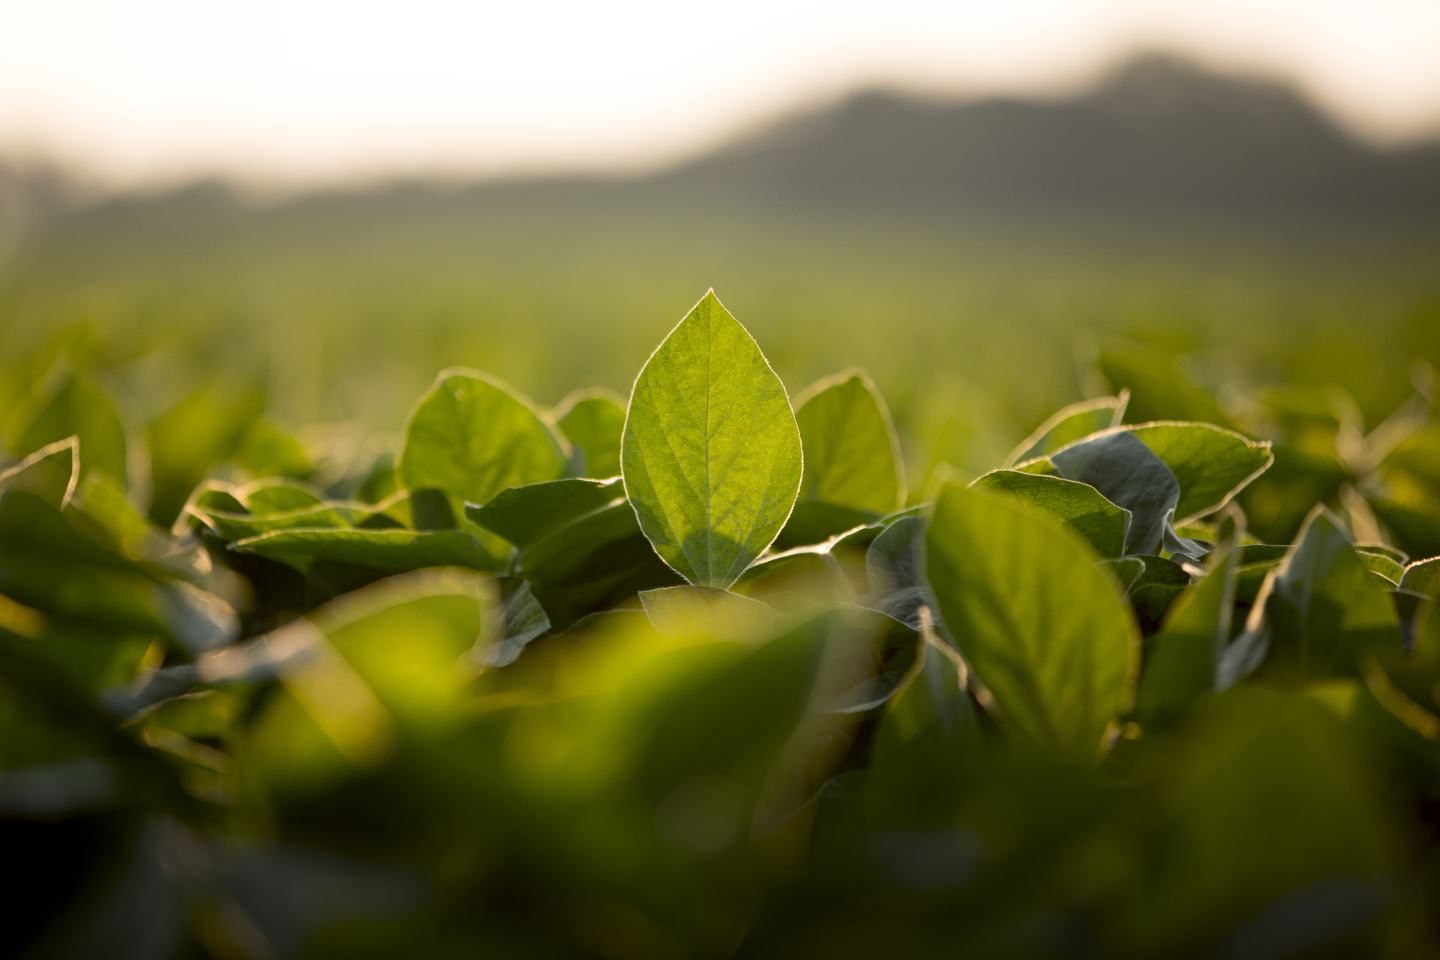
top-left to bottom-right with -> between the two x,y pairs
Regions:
2,0 -> 1438,186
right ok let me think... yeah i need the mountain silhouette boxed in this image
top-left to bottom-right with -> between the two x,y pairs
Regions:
5,52 -> 1439,252
654,53 -> 1440,222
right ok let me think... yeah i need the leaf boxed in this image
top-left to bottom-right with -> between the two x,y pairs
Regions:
399,369 -> 568,509
1356,549 -> 1405,585
971,469 -> 1132,558
553,388 -> 626,477
621,290 -> 802,588
467,477 -> 623,550
238,478 -> 327,514
1005,392 -> 1128,465
5,367 -> 135,490
231,527 -> 502,574
0,436 -> 79,507
793,369 -> 905,515
1255,506 -> 1405,681
1136,545 -> 1239,726
467,477 -> 678,624
1400,556 -> 1440,596
925,482 -> 1138,755
1123,422 -> 1274,521
1046,430 -> 1179,555
862,514 -> 937,629
482,579 -> 550,668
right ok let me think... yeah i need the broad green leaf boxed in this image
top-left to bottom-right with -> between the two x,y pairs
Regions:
621,290 -> 802,588
400,369 -> 568,508
1400,556 -> 1440,596
1257,506 -> 1404,681
552,389 -> 626,477
1136,545 -> 1239,726
5,367 -> 135,490
1124,422 -> 1274,521
925,482 -> 1138,755
0,436 -> 79,507
793,369 -> 904,515
971,469 -> 1131,558
1005,392 -> 1128,465
231,527 -> 501,574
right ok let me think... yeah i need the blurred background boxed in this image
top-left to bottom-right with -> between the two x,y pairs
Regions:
3,0 -> 1439,517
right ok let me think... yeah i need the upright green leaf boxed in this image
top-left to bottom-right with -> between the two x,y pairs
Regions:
971,469 -> 1131,558
552,389 -> 626,477
793,369 -> 904,515
1005,392 -> 1128,465
1258,506 -> 1404,681
925,482 -> 1138,755
399,369 -> 568,508
621,291 -> 802,588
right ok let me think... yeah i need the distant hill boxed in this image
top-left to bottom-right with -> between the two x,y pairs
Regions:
5,52 -> 1439,255
656,53 -> 1440,223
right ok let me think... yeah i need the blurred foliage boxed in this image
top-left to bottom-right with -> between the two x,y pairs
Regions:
3,280 -> 1440,958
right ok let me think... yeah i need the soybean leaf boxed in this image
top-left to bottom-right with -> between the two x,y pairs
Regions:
621,290 -> 802,588
971,469 -> 1131,558
1400,557 -> 1440,596
482,579 -> 550,668
467,477 -> 623,550
793,369 -> 905,515
863,514 -> 937,629
925,482 -> 1138,755
400,369 -> 568,509
231,528 -> 501,575
1255,506 -> 1404,681
480,482 -> 676,628
1006,392 -> 1128,465
553,389 -> 626,478
1136,545 -> 1239,726
1124,422 -> 1274,521
1047,430 -> 1179,555
1356,549 -> 1405,585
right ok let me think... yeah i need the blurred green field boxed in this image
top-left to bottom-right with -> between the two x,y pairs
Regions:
4,200 -> 1437,524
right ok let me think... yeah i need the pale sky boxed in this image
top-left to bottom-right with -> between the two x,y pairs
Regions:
3,0 -> 1439,187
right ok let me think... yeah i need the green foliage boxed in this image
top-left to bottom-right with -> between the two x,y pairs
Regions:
7,289 -> 1440,958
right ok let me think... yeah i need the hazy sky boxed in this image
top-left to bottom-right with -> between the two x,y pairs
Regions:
4,0 -> 1440,186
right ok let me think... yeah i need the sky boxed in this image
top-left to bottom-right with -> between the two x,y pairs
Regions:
3,0 -> 1440,188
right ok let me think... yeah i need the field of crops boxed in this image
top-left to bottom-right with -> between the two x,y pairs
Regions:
4,270 -> 1440,957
